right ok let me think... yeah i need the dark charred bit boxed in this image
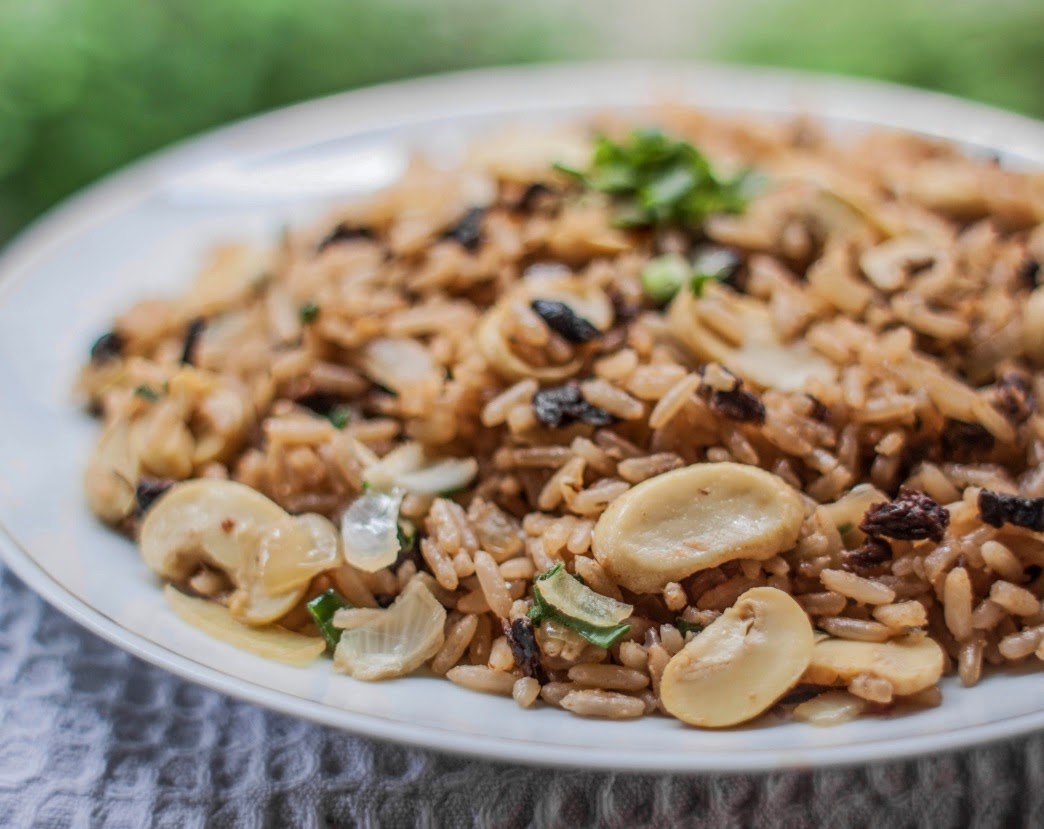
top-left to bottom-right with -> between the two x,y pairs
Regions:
940,418 -> 995,461
89,330 -> 124,364
978,489 -> 1044,532
135,477 -> 174,517
317,223 -> 375,252
1019,257 -> 1040,290
841,536 -> 894,576
777,684 -> 830,706
293,391 -> 347,417
530,299 -> 601,344
859,487 -> 950,542
504,617 -> 548,684
532,382 -> 614,429
710,388 -> 766,424
806,395 -> 830,422
992,372 -> 1035,424
515,182 -> 558,212
180,317 -> 206,366
441,206 -> 487,251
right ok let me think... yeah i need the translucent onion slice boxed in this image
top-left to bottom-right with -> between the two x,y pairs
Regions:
536,564 -> 632,626
165,586 -> 325,666
394,457 -> 478,495
333,579 -> 447,680
359,337 -> 441,398
476,305 -> 582,382
340,489 -> 405,573
363,442 -> 425,491
257,513 -> 343,596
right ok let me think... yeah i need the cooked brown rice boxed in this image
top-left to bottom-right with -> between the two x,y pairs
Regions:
79,107 -> 1044,729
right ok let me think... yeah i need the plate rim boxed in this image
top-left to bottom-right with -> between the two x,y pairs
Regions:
2,59 -> 1044,772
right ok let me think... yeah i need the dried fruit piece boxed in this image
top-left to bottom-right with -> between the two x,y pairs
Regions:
532,382 -> 614,429
89,331 -> 124,364
504,618 -> 548,684
530,299 -> 600,344
978,489 -> 1044,532
441,206 -> 486,250
859,487 -> 949,542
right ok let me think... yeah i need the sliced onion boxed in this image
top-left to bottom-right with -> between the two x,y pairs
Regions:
363,442 -> 425,491
793,690 -> 867,727
340,488 -> 405,573
477,305 -> 582,382
333,579 -> 447,680
257,513 -> 343,595
165,585 -> 325,666
394,457 -> 478,495
537,565 -> 632,626
359,337 -> 440,397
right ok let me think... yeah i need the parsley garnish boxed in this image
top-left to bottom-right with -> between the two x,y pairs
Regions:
676,619 -> 704,636
555,129 -> 753,229
133,384 -> 160,401
328,405 -> 351,430
299,301 -> 320,324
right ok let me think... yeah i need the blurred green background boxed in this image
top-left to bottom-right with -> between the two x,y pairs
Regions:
1,0 -> 1041,244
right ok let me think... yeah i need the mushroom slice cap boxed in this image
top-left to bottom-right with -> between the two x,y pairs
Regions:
660,587 -> 814,728
140,478 -> 286,579
803,634 -> 945,696
333,579 -> 447,680
592,462 -> 805,593
85,418 -> 139,524
164,586 -> 324,666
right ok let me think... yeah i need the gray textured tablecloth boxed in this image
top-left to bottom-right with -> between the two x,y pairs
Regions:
0,562 -> 1040,829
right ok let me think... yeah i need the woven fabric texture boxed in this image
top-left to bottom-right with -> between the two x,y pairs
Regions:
0,562 -> 1040,829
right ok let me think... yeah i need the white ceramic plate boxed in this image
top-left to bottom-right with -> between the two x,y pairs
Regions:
1,61 -> 1043,772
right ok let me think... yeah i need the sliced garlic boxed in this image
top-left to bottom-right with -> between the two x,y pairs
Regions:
667,284 -> 836,391
164,586 -> 325,666
333,579 -> 446,680
592,462 -> 805,593
660,587 -> 814,728
803,634 -> 945,696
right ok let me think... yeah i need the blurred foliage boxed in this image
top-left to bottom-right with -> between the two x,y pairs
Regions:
718,0 -> 1044,118
0,0 -> 567,240
0,0 -> 1041,244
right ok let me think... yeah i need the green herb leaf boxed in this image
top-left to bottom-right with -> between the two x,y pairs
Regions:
676,619 -> 704,636
558,129 -> 752,230
299,301 -> 320,324
689,247 -> 741,297
640,254 -> 690,304
328,405 -> 351,429
396,517 -> 416,553
306,588 -> 350,652
529,564 -> 631,648
133,384 -> 160,401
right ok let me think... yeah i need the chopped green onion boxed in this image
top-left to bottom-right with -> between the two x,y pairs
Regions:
299,301 -> 320,324
640,254 -> 690,304
676,619 -> 704,636
328,405 -> 351,430
528,563 -> 633,648
306,588 -> 351,652
396,517 -> 417,553
133,384 -> 160,401
555,129 -> 752,230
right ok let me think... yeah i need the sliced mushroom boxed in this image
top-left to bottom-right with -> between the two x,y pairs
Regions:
660,587 -> 814,727
802,634 -> 945,696
592,462 -> 805,593
668,284 -> 836,392
140,479 -> 339,625
333,578 -> 447,680
164,586 -> 325,666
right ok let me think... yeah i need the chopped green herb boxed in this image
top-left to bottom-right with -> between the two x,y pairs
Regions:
556,129 -> 753,230
299,301 -> 320,324
528,563 -> 632,648
328,405 -> 351,430
676,619 -> 704,636
306,588 -> 350,652
133,384 -> 160,401
396,517 -> 417,553
640,254 -> 690,303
